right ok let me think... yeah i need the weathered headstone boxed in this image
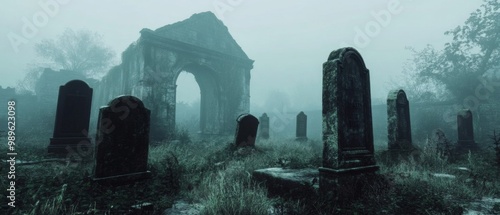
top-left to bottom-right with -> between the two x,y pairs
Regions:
457,109 -> 477,152
93,95 -> 151,185
432,128 -> 452,158
296,111 -> 308,141
259,113 -> 270,139
234,114 -> 259,147
387,89 -> 413,151
319,47 -> 379,201
48,80 -> 93,154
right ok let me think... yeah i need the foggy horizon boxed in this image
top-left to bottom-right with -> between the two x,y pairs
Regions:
0,1 -> 482,111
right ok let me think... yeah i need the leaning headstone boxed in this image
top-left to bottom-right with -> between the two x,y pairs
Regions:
296,111 -> 308,141
234,114 -> 259,147
387,89 -> 413,151
457,109 -> 477,152
48,80 -> 93,154
93,95 -> 151,185
259,113 -> 270,139
320,47 -> 379,202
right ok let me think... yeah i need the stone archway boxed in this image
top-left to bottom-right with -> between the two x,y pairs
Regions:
95,11 -> 253,139
174,63 -> 221,135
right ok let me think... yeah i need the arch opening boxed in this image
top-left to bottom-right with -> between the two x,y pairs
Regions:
174,64 -> 221,136
175,71 -> 201,134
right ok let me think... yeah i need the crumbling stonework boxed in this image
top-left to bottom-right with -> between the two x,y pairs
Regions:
93,12 -> 253,138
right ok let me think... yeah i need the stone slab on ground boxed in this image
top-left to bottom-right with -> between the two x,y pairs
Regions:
252,167 -> 319,199
164,200 -> 203,215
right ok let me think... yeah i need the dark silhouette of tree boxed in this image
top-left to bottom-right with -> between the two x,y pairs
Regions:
401,0 -> 500,103
35,28 -> 115,78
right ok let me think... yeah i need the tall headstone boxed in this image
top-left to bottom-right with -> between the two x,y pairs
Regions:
457,109 -> 477,152
234,114 -> 259,147
48,80 -> 93,154
259,113 -> 270,139
93,96 -> 151,185
319,47 -> 379,201
296,111 -> 308,141
387,89 -> 413,151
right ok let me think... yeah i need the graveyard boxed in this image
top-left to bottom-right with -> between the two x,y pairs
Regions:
2,44 -> 500,213
1,1 -> 500,214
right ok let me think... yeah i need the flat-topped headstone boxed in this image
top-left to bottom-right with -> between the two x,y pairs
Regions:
457,109 -> 477,152
234,114 -> 259,147
387,89 -> 413,151
259,113 -> 270,139
93,95 -> 151,185
296,111 -> 308,141
48,80 -> 93,154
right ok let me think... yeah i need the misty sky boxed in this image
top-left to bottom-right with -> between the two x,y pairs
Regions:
0,0 -> 482,111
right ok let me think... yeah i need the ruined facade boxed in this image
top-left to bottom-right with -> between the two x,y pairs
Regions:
93,12 -> 254,138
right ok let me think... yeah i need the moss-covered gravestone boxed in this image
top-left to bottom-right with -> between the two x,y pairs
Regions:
295,111 -> 308,141
319,47 -> 379,202
48,80 -> 93,154
259,113 -> 270,139
92,96 -> 151,185
234,114 -> 259,147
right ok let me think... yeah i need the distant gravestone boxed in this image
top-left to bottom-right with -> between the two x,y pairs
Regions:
259,113 -> 270,139
432,128 -> 452,158
93,96 -> 151,185
319,47 -> 379,200
234,114 -> 259,147
296,111 -> 308,141
387,89 -> 413,151
48,80 -> 93,154
457,109 -> 477,152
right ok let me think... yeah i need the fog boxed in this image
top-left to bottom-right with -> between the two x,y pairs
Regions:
0,0 -> 481,111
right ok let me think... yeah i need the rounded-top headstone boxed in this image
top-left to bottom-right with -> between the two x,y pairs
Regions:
234,114 -> 259,147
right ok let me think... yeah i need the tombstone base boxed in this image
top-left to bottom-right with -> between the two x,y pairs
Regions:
318,165 -> 379,204
92,171 -> 152,186
456,140 -> 478,153
48,137 -> 92,154
295,137 -> 308,142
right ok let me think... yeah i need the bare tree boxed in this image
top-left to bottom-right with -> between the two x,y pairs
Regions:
35,28 -> 115,78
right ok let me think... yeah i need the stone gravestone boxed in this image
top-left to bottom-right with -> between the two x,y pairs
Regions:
259,113 -> 270,139
93,95 -> 152,185
387,89 -> 413,151
457,109 -> 477,152
296,111 -> 308,141
432,128 -> 452,158
48,80 -> 93,154
319,47 -> 379,201
234,114 -> 259,147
